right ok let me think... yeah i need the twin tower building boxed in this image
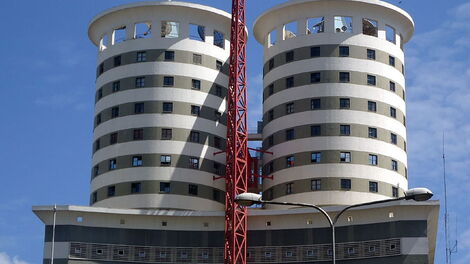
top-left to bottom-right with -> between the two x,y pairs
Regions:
33,1 -> 439,263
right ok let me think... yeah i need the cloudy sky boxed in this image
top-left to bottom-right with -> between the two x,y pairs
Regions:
0,0 -> 469,263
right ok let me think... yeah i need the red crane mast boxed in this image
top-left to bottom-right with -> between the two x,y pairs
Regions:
224,0 -> 248,263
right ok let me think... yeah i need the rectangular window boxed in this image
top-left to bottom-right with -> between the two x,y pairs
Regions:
213,189 -> 220,201
112,81 -> 120,92
189,157 -> 199,169
385,25 -> 396,44
339,72 -> 350,82
341,179 -> 352,190
286,156 -> 295,168
95,139 -> 100,151
92,192 -> 97,203
97,89 -> 103,100
161,128 -> 172,140
363,18 -> 378,37
368,101 -> 377,112
160,155 -> 171,166
335,16 -> 353,33
131,182 -> 141,193
190,131 -> 200,143
392,187 -> 399,197
132,156 -> 143,167
114,56 -> 121,67
285,51 -> 294,62
98,63 -> 104,75
214,136 -> 221,149
135,77 -> 145,88
268,110 -> 274,121
136,51 -> 147,62
369,181 -> 378,193
367,49 -> 376,60
134,103 -> 145,114
268,84 -> 274,95
111,107 -> 119,118
367,75 -> 376,86
191,105 -> 200,116
163,76 -> 174,86
94,165 -> 99,177
214,111 -> 222,121
390,81 -> 396,92
213,30 -> 225,48
162,102 -> 173,113
391,133 -> 398,144
286,183 -> 293,194
164,51 -> 175,61
311,179 -> 321,191
133,128 -> 144,140
286,103 -> 294,114
135,22 -> 152,39
308,17 -> 325,34
339,46 -> 350,57
311,98 -> 321,110
340,98 -> 350,109
160,182 -> 171,193
392,160 -> 398,171
191,79 -> 201,90
268,135 -> 274,146
193,54 -> 202,64
161,21 -> 179,38
107,186 -> 116,197
286,129 -> 295,141
340,152 -> 351,163
390,107 -> 397,118
188,184 -> 198,195
368,127 -> 377,138
216,60 -> 223,71
310,46 -> 321,57
311,125 -> 321,136
310,72 -> 321,83
268,58 -> 274,70
96,114 -> 102,125
311,152 -> 321,163
109,159 -> 117,170
189,24 -> 205,42
113,26 -> 126,44
215,85 -> 223,97
369,154 -> 378,165
110,132 -> 118,144
286,77 -> 294,88
340,125 -> 351,136
389,56 -> 396,67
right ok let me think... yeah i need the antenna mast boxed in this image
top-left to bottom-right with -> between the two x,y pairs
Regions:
443,133 -> 458,264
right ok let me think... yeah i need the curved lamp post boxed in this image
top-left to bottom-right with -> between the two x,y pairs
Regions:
235,188 -> 433,264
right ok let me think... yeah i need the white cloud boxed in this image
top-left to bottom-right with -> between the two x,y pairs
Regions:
0,253 -> 30,264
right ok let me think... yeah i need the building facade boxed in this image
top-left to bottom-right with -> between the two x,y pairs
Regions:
34,1 -> 439,264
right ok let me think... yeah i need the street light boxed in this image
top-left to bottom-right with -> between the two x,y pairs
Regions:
235,188 -> 433,264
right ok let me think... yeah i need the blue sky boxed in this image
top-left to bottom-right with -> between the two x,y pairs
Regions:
0,0 -> 469,263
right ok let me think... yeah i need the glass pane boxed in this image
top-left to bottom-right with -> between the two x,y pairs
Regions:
161,21 -> 179,38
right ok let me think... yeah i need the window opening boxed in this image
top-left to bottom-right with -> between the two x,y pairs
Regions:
307,17 -> 325,34
135,22 -> 152,39
113,26 -> 126,44
161,21 -> 179,38
334,16 -> 353,33
284,21 -> 297,40
100,35 -> 108,51
362,18 -> 378,37
189,24 -> 205,42
214,30 -> 225,48
385,25 -> 396,43
269,29 -> 277,46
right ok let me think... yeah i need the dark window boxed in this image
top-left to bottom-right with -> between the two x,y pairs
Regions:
268,59 -> 274,70
268,84 -> 274,95
189,157 -> 199,169
286,183 -> 293,194
133,128 -> 144,140
214,111 -> 222,121
97,89 -> 103,100
286,103 -> 294,114
286,129 -> 295,141
311,152 -> 321,163
135,77 -> 145,88
369,181 -> 378,192
311,179 -> 321,191
369,154 -> 378,165
132,156 -> 143,167
96,114 -> 102,125
341,179 -> 352,190
310,46 -> 321,57
163,102 -> 173,113
160,155 -> 171,166
391,133 -> 398,144
368,127 -> 377,138
214,136 -> 221,148
286,51 -> 294,62
193,54 -> 202,64
190,131 -> 200,143
188,184 -> 198,195
339,46 -> 349,57
286,156 -> 295,168
389,56 -> 396,67
191,105 -> 200,116
268,110 -> 274,121
214,30 -> 225,48
163,76 -> 174,86
109,159 -> 117,170
107,186 -> 116,197
268,135 -> 274,146
367,75 -> 376,86
112,81 -> 120,92
367,49 -> 376,60
311,98 -> 321,110
114,56 -> 121,67
110,133 -> 118,144
390,81 -> 396,92
267,162 -> 273,174
136,51 -> 147,62
95,139 -> 101,151
286,77 -> 294,88
340,125 -> 351,136
339,72 -> 350,82
213,189 -> 220,201
160,182 -> 171,193
164,51 -> 175,61
340,152 -> 351,163
111,107 -> 119,118
98,63 -> 104,75
94,165 -> 99,177
392,160 -> 398,171
134,103 -> 145,114
340,98 -> 350,109
192,79 -> 201,90
310,72 -> 321,83
131,182 -> 141,193
390,107 -> 397,118
368,101 -> 377,112
161,128 -> 172,140
311,125 -> 321,136
392,187 -> 399,197
216,60 -> 223,70
215,85 -> 223,97
92,192 -> 98,203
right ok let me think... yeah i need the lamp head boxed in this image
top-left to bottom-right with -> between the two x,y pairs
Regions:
404,188 -> 433,202
235,193 -> 263,206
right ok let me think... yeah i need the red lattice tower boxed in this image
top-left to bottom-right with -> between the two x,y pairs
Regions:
224,0 -> 248,263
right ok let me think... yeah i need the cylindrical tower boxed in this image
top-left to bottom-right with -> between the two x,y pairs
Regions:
254,0 -> 413,207
88,1 -> 231,211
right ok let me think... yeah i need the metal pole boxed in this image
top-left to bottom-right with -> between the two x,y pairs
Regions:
332,224 -> 336,264
51,204 -> 57,264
